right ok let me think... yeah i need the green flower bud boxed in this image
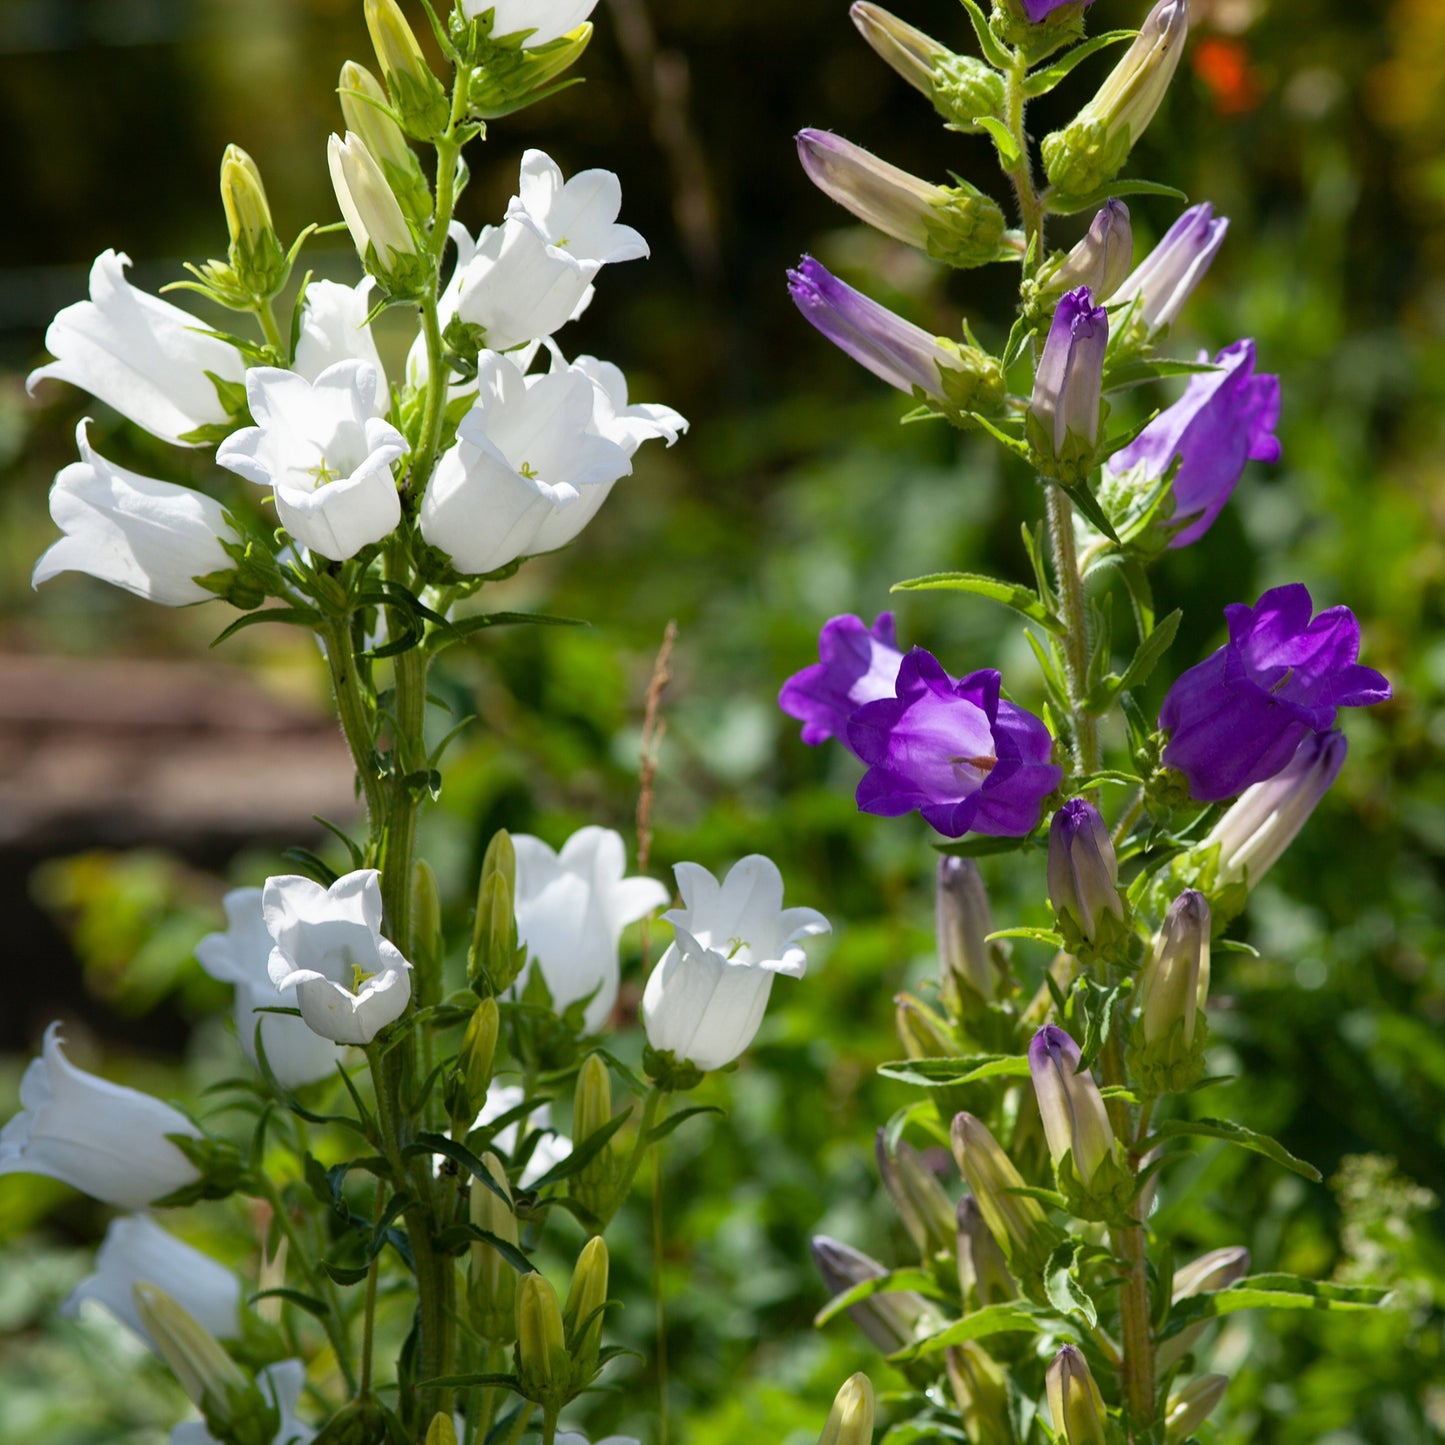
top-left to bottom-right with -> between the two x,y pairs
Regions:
1165,1374 -> 1228,1442
796,130 -> 1006,268
468,1151 -> 519,1345
1132,889 -> 1211,1097
571,1053 -> 620,1227
876,1128 -> 957,1262
896,992 -> 962,1060
426,1413 -> 459,1445
466,25 -> 594,120
327,131 -> 426,296
956,1195 -> 1017,1309
514,1271 -> 569,1408
339,61 -> 433,225
451,997 -> 500,1124
818,1372 -> 875,1445
947,1343 -> 1015,1445
563,1236 -> 609,1387
219,146 -> 288,301
1042,0 -> 1189,201
950,1113 -> 1064,1291
1156,1246 -> 1249,1371
469,829 -> 525,996
364,0 -> 450,139
849,4 -> 1005,132
1046,1345 -> 1109,1445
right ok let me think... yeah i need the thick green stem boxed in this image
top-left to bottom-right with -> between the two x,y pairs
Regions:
1003,54 -> 1047,269
323,615 -> 385,842
1046,484 -> 1101,782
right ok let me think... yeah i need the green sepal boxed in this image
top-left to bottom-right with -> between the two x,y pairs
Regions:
152,1133 -> 248,1206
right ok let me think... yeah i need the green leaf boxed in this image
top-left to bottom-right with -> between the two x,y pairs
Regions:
1159,1274 -> 1392,1341
876,1055 -> 1031,1089
645,1103 -> 725,1148
525,1106 -> 634,1191
246,1287 -> 332,1320
986,926 -> 1065,947
432,1223 -> 535,1273
1103,357 -> 1222,392
402,1132 -> 512,1204
431,611 -> 587,653
1021,522 -> 1057,615
210,606 -> 324,647
1044,1240 -> 1098,1328
973,115 -> 1020,167
1045,178 -> 1188,216
1085,608 -> 1181,712
887,1302 -> 1045,1362
1143,1117 -> 1323,1182
280,847 -> 339,887
891,572 -> 1066,635
956,0 -> 1015,69
1023,30 -> 1136,96
1003,316 -> 1038,372
1060,479 -> 1121,544
1119,560 -> 1155,639
418,1373 -> 521,1391
814,1268 -> 949,1328
966,411 -> 1032,459
934,834 -> 1037,859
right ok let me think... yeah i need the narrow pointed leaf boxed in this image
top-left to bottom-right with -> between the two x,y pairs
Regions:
1143,1118 -> 1323,1182
891,572 -> 1066,634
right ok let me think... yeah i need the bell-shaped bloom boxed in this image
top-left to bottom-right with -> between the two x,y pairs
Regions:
848,651 -> 1061,839
0,1023 -> 203,1208
1113,202 -> 1229,335
265,870 -> 413,1045
1047,799 -> 1126,944
1201,728 -> 1348,888
564,350 -> 688,457
216,361 -> 405,561
1044,200 -> 1132,302
62,1214 -> 242,1347
1029,1025 -> 1116,1187
418,352 -> 631,576
509,825 -> 669,1032
779,611 -> 905,749
33,420 -> 239,606
292,279 -> 388,404
642,855 -> 830,1072
936,856 -> 997,1005
1160,584 -> 1391,802
1031,287 -> 1108,462
788,256 -> 1004,412
169,1359 -> 315,1445
1046,1345 -> 1108,1445
475,1081 -> 573,1188
27,250 -> 246,447
1138,890 -> 1210,1049
464,0 -> 598,46
1105,340 -> 1280,548
811,1236 -> 941,1354
508,148 -> 648,265
197,888 -> 344,1088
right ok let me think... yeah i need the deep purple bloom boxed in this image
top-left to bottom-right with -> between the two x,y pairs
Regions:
787,256 -> 956,399
779,611 -> 904,749
1107,339 -> 1281,548
1019,0 -> 1095,22
847,650 -> 1061,838
1113,202 -> 1229,334
1031,287 -> 1108,458
1160,584 -> 1391,802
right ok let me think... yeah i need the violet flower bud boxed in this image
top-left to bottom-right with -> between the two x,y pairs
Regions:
956,1196 -> 1017,1309
811,1236 -> 941,1354
847,651 -> 1062,841
1042,0 -> 1189,199
936,856 -> 997,1007
876,1129 -> 957,1261
1047,800 -> 1127,951
1160,585 -> 1391,803
1043,200 -> 1133,303
788,257 -> 1006,414
1200,730 -> 1348,891
1045,1345 -> 1109,1445
1104,339 -> 1281,549
1114,202 -> 1229,336
1029,288 -> 1108,479
797,130 -> 1006,268
1165,1374 -> 1229,1441
1029,1026 -> 1117,1191
779,612 -> 904,752
850,4 -> 1006,132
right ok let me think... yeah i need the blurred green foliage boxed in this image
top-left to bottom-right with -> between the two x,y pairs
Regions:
1,0 -> 1444,1440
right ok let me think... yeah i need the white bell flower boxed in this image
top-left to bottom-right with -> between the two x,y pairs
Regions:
32,420 -> 239,606
642,857 -> 830,1072
0,1023 -> 203,1208
27,250 -> 246,447
265,870 -> 413,1046
170,1359 -> 315,1445
216,361 -> 405,561
565,352 -> 688,457
463,0 -> 598,47
62,1214 -> 243,1347
510,825 -> 669,1032
197,888 -> 345,1088
475,1081 -> 573,1188
292,279 -> 387,406
418,352 -> 630,575
507,150 -> 648,267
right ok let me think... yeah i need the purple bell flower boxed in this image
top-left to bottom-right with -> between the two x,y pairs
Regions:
1106,339 -> 1280,548
779,611 -> 904,750
1160,584 -> 1391,802
1019,0 -> 1095,22
847,650 -> 1061,838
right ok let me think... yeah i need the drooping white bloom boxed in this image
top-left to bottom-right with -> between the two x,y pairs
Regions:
197,888 -> 344,1088
27,250 -> 246,447
418,352 -> 630,575
265,870 -> 413,1045
641,857 -> 830,1072
463,0 -> 598,47
510,825 -> 669,1031
452,150 -> 646,353
62,1214 -> 243,1346
293,279 -> 387,403
170,1359 -> 315,1445
32,420 -> 239,605
216,361 -> 405,561
0,1023 -> 203,1208
475,1081 -> 573,1188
